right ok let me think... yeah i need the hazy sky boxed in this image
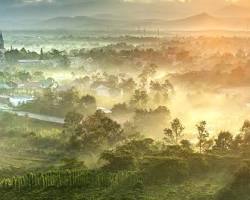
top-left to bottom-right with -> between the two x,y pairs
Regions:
0,0 -> 248,21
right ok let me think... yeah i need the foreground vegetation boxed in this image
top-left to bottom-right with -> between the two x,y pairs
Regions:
0,110 -> 250,199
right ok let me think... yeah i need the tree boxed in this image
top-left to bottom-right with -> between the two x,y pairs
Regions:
60,55 -> 71,68
41,88 -> 58,109
162,79 -> 174,101
150,79 -> 174,105
119,78 -> 136,94
231,134 -> 243,152
112,103 -> 130,115
79,95 -> 96,114
48,49 -> 70,67
196,121 -> 209,153
241,120 -> 250,146
59,87 -> 79,108
64,112 -> 83,134
116,138 -> 155,157
241,120 -> 250,134
232,120 -> 250,154
130,90 -> 149,109
123,121 -> 141,140
15,71 -> 32,82
150,81 -> 163,105
63,112 -> 84,141
49,49 -> 63,58
100,138 -> 155,171
138,63 -> 158,89
213,131 -> 233,152
40,48 -> 44,60
134,106 -> 170,136
69,111 -> 124,151
33,71 -> 45,81
180,139 -> 192,151
80,95 -> 96,106
164,118 -> 185,145
100,150 -> 136,171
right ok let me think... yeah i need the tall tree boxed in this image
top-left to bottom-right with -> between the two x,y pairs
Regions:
40,48 -> 44,60
241,120 -> 250,146
69,111 -> 123,151
130,90 -> 149,109
196,121 -> 209,153
213,131 -> 233,152
138,63 -> 157,89
64,112 -> 84,137
164,118 -> 185,145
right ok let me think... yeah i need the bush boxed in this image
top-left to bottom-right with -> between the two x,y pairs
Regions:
141,156 -> 189,184
101,151 -> 137,171
217,162 -> 250,200
187,154 -> 209,176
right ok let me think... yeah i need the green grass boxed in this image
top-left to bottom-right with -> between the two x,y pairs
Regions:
0,169 -> 231,200
0,178 -> 226,200
0,112 -> 64,177
144,174 -> 229,200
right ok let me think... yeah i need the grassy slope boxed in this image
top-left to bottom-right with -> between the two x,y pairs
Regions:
0,112 -> 63,176
144,177 -> 225,200
0,113 -> 234,200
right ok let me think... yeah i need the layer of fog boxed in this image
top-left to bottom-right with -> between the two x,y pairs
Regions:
170,85 -> 250,140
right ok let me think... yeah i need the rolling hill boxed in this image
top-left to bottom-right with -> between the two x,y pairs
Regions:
214,5 -> 250,18
11,12 -> 250,31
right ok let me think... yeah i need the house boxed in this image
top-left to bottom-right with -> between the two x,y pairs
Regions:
18,60 -> 42,65
18,59 -> 59,68
9,96 -> 34,107
18,82 -> 42,90
97,107 -> 112,114
94,84 -> 123,97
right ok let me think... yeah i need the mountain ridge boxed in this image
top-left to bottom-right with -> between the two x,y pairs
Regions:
214,4 -> 250,18
2,12 -> 250,31
34,13 -> 250,31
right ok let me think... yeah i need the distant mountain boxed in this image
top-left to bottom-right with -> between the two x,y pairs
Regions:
214,5 -> 250,18
33,12 -> 250,31
137,13 -> 250,31
92,14 -> 117,20
165,13 -> 221,30
163,13 -> 250,31
38,16 -> 130,30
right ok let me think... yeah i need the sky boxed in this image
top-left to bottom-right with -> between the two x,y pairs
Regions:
0,0 -> 249,23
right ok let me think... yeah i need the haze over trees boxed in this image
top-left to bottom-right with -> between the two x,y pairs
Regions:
1,22 -> 250,200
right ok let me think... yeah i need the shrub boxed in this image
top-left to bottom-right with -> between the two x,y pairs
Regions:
217,162 -> 250,200
141,156 -> 189,184
101,151 -> 137,171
